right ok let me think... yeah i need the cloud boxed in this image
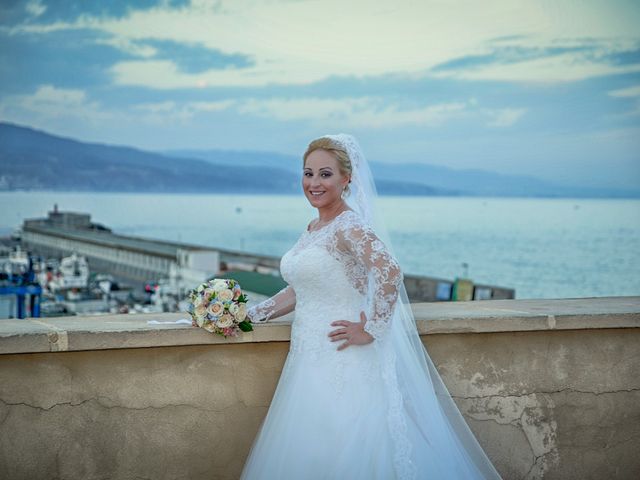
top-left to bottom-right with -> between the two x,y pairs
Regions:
1,86 -> 525,132
109,59 -> 325,89
0,84 -> 118,143
0,85 -> 235,128
485,108 -> 527,127
139,39 -> 254,74
25,0 -> 46,18
431,44 -> 593,72
5,0 -> 639,89
95,37 -> 255,76
430,38 -> 640,84
130,99 -> 236,124
234,96 -> 524,129
1,1 -> 189,26
235,97 -> 467,128
606,84 -> 640,119
128,97 -> 374,126
608,85 -> 640,97
3,84 -> 92,112
95,36 -> 157,58
0,28 -> 137,93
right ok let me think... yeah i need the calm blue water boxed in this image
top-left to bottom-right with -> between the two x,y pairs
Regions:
1,191 -> 639,300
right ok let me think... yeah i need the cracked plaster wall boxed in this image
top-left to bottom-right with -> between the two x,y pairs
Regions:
423,328 -> 640,480
1,327 -> 639,479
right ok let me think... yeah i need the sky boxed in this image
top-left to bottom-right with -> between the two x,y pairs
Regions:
1,0 -> 639,190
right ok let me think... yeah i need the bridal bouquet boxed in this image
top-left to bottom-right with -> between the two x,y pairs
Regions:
186,278 -> 253,337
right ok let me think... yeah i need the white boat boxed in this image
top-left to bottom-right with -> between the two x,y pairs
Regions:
0,245 -> 30,277
48,252 -> 90,291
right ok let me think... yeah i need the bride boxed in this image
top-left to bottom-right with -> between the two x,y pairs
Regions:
239,134 -> 502,479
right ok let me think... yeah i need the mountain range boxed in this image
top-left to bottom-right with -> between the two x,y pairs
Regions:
1,122 -> 636,198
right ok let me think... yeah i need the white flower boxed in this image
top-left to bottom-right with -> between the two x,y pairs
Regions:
217,314 -> 234,328
236,303 -> 247,322
207,301 -> 225,318
194,303 -> 207,319
218,289 -> 234,302
228,303 -> 240,316
193,295 -> 203,307
196,284 -> 205,292
211,279 -> 228,292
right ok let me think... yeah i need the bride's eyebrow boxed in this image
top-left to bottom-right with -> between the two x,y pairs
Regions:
303,166 -> 334,172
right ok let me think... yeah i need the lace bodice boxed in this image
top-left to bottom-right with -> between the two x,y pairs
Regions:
247,210 -> 403,342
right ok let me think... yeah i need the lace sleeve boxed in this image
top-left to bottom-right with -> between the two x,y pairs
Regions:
338,222 -> 404,341
246,285 -> 296,323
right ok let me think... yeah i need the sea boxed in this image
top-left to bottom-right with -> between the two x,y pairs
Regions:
1,191 -> 639,300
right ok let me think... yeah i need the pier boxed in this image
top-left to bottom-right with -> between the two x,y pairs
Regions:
15,205 -> 515,312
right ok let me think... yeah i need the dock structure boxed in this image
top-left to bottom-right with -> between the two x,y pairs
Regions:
18,205 -> 515,302
20,205 -> 220,293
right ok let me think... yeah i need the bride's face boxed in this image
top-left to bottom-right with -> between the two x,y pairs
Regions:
303,149 -> 350,209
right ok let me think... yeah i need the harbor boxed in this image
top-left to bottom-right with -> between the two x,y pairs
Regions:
0,204 -> 515,320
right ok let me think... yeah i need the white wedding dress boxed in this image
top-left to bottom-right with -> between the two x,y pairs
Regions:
240,209 -> 501,479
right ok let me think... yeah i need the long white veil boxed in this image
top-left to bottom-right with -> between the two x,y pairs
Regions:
323,134 -> 502,479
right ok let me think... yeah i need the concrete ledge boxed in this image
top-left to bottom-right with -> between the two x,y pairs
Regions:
414,296 -> 640,334
0,296 -> 638,355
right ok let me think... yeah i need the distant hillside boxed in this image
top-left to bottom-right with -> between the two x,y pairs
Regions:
0,123 -> 456,195
1,122 -> 637,197
371,162 -> 606,198
166,148 -> 301,172
168,148 -> 640,199
0,123 -> 298,193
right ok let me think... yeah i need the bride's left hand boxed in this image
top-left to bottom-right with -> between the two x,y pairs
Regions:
328,311 -> 374,351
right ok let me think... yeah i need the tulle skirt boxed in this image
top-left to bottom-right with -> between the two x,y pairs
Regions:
239,338 -> 478,479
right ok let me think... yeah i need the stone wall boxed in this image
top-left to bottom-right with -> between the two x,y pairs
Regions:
0,297 -> 638,479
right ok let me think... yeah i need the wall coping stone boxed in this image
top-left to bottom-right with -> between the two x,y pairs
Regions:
0,296 -> 638,355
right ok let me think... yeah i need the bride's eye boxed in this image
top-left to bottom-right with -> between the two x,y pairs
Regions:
321,172 -> 332,177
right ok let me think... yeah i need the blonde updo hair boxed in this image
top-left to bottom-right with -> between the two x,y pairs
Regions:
303,137 -> 353,196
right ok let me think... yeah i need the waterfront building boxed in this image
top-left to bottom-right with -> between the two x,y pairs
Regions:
20,205 -> 220,294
